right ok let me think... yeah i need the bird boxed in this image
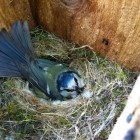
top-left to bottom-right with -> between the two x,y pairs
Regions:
0,21 -> 85,100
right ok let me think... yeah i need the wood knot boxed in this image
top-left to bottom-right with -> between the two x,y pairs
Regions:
60,0 -> 85,10
102,38 -> 109,46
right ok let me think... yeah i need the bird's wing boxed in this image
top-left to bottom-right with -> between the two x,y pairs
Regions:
36,59 -> 59,69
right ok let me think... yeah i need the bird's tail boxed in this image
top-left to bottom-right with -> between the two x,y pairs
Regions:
0,21 -> 49,96
0,21 -> 35,78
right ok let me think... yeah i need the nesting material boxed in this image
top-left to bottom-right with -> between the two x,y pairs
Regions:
0,28 -> 138,139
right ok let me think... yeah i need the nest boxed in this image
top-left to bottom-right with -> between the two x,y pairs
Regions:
0,28 -> 138,140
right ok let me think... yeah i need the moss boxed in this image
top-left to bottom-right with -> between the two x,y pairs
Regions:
58,117 -> 69,125
3,78 -> 15,91
6,101 -> 17,116
99,130 -> 108,139
0,27 -> 138,139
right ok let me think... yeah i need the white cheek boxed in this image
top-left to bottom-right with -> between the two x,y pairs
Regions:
60,91 -> 69,97
60,90 -> 77,98
71,93 -> 78,99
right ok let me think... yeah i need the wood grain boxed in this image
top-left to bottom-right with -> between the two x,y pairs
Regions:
29,0 -> 140,71
0,0 -> 35,30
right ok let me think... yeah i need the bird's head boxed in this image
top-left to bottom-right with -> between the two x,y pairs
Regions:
57,71 -> 85,99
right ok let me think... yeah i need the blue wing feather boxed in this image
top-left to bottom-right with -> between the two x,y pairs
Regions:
0,21 -> 49,96
36,59 -> 59,69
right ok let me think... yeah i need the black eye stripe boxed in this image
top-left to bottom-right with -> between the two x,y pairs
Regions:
65,89 -> 75,92
74,77 -> 79,86
65,86 -> 85,92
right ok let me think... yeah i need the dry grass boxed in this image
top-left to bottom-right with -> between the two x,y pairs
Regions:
0,28 -> 139,140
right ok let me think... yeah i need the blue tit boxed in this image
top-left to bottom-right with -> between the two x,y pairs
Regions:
0,21 -> 85,100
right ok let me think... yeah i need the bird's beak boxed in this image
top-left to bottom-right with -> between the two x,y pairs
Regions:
76,87 -> 85,94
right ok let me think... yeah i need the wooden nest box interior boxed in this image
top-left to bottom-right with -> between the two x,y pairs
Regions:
0,0 -> 140,139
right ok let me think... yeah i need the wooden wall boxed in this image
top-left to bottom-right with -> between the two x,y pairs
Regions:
0,0 -> 35,30
1,0 -> 140,71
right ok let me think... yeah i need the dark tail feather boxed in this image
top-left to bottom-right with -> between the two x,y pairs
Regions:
0,21 -> 34,64
0,21 -> 49,96
0,21 -> 35,77
0,52 -> 22,77
10,21 -> 35,60
0,21 -> 48,96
